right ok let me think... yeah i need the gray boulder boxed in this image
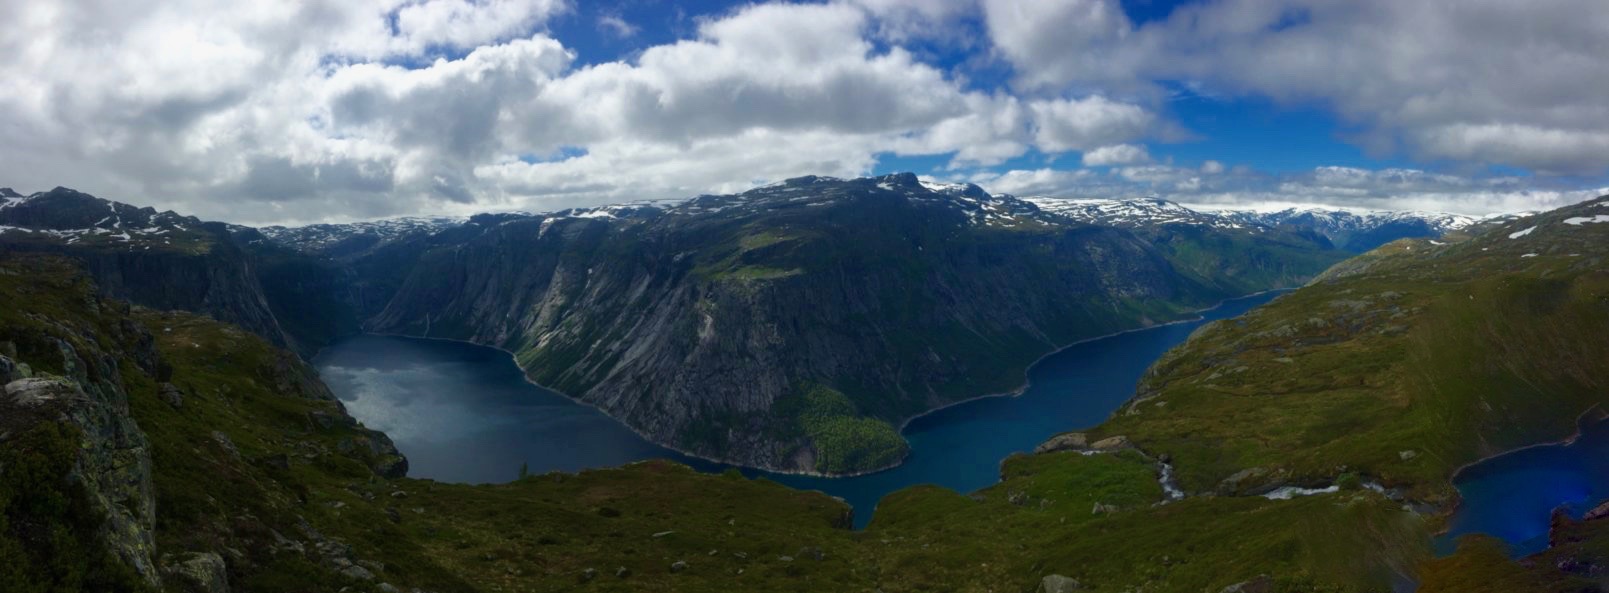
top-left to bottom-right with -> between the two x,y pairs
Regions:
158,382 -> 185,409
339,563 -> 376,581
1034,433 -> 1088,454
163,552 -> 229,593
1039,574 -> 1083,592
1089,435 -> 1130,450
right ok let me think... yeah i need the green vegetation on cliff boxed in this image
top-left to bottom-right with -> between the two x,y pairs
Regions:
0,423 -> 153,593
772,384 -> 907,474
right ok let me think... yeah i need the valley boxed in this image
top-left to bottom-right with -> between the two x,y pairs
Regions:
3,180 -> 1607,592
8,176 -> 1355,475
10,3 -> 1609,592
316,291 -> 1283,528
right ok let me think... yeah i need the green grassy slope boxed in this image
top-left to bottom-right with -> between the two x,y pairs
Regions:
1090,198 -> 1609,507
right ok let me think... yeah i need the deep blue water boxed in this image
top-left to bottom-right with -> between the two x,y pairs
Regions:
1435,418 -> 1609,557
315,291 -> 1283,528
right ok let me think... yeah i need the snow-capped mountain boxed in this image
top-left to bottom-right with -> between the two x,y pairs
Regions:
1021,196 -> 1254,231
1019,195 -> 1482,252
0,186 -> 213,251
1215,208 -> 1477,252
256,216 -> 467,256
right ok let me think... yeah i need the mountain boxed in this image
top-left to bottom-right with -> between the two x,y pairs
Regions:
255,216 -> 466,260
3,179 -> 1509,475
1022,196 -> 1261,231
0,177 -> 1350,474
0,187 -> 296,351
1021,195 -> 1481,253
1218,206 -> 1477,252
8,193 -> 1603,592
355,173 -> 1343,474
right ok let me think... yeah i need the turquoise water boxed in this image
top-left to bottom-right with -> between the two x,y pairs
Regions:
315,291 -> 1285,528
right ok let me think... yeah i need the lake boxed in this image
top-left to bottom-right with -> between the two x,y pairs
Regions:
315,291 -> 1284,528
1435,418 -> 1609,557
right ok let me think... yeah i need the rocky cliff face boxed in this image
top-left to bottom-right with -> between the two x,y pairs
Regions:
1,317 -> 163,587
0,253 -> 419,592
0,187 -> 295,352
361,174 -> 1343,473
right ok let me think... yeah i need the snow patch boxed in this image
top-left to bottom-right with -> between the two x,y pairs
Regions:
1563,215 -> 1609,226
1262,485 -> 1340,500
1508,226 -> 1537,239
1521,253 -> 1539,258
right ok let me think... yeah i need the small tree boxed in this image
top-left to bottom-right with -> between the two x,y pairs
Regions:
517,461 -> 530,480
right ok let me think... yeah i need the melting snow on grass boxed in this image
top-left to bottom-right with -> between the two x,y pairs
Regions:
1262,485 -> 1340,500
1521,253 -> 1539,258
1509,226 -> 1537,239
1563,215 -> 1609,225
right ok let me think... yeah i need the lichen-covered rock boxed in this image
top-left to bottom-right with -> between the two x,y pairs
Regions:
158,382 -> 185,409
1217,467 -> 1288,496
1034,432 -> 1088,453
1039,574 -> 1083,592
1584,500 -> 1609,522
163,552 -> 229,593
1090,435 -> 1130,450
3,376 -> 160,586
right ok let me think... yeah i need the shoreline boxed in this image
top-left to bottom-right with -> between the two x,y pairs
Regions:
892,287 -> 1292,435
328,286 -> 1292,482
1432,404 -> 1609,541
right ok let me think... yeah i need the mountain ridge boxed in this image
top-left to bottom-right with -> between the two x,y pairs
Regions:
1,175 -> 1499,474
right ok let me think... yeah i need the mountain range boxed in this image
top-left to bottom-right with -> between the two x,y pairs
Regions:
1,176 -> 1505,474
3,181 -> 1604,592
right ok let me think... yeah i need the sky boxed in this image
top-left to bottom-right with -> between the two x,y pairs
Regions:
3,0 -> 1608,225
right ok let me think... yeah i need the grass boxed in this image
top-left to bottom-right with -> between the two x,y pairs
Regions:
1092,246 -> 1609,503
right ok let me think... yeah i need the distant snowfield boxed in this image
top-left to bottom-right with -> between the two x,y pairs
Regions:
1564,215 -> 1609,225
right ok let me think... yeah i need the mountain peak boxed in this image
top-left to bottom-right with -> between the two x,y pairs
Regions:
873,172 -> 922,187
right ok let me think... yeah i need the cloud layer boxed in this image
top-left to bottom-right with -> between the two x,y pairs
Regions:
1,0 -> 1606,223
983,0 -> 1609,175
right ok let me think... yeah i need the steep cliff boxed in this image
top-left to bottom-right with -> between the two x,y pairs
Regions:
365,173 -> 1343,473
0,253 -> 436,593
0,188 -> 294,351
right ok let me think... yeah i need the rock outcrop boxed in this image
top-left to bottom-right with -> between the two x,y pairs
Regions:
2,368 -> 160,586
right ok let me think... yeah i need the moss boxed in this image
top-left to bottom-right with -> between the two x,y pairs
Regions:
0,423 -> 154,593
